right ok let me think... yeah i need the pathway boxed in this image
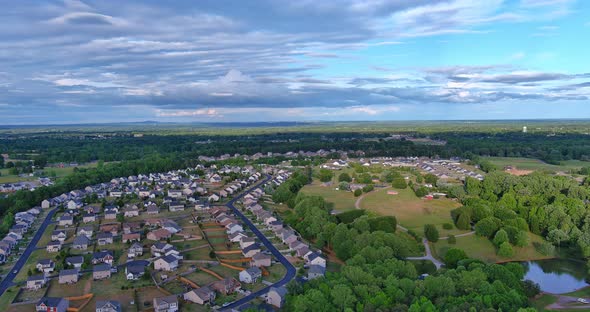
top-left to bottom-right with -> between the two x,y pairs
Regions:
546,294 -> 590,310
406,238 -> 444,270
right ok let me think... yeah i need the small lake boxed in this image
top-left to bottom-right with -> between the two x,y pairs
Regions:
521,259 -> 589,294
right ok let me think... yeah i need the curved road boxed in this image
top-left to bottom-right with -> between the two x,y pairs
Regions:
407,238 -> 444,269
220,175 -> 296,311
0,207 -> 59,297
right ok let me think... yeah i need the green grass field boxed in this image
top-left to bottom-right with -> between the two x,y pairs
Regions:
433,232 -> 553,263
360,187 -> 463,235
0,163 -> 99,184
301,179 -> 357,212
485,157 -> 590,172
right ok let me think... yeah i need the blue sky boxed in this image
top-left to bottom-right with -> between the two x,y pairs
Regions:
0,0 -> 589,124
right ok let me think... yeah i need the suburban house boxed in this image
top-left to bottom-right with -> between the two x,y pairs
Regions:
82,213 -> 96,223
27,274 -> 48,290
154,255 -> 179,271
66,256 -> 84,269
183,286 -> 216,305
41,200 -> 50,209
239,267 -> 262,284
239,237 -> 256,250
58,269 -> 79,284
226,223 -> 243,235
95,300 -> 122,312
77,226 -> 94,237
97,232 -> 114,245
72,235 -> 91,250
100,223 -> 120,236
211,277 -> 241,295
46,240 -> 62,253
123,205 -> 139,217
128,242 -> 143,258
104,209 -> 117,220
122,232 -> 141,243
153,295 -> 179,312
308,264 -> 326,280
147,228 -> 172,241
146,204 -> 160,215
250,252 -> 272,267
125,264 -> 146,280
242,243 -> 261,258
92,251 -> 114,265
229,232 -> 247,243
93,264 -> 112,280
36,259 -> 55,273
307,252 -> 327,268
168,201 -> 185,212
58,215 -> 74,227
51,230 -> 67,242
36,297 -> 69,312
266,286 -> 288,308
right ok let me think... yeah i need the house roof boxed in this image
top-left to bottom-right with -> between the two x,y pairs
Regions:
269,286 -> 288,297
28,274 -> 46,282
244,267 -> 261,276
96,300 -> 121,311
94,263 -> 111,272
308,265 -> 326,275
37,297 -> 66,308
66,256 -> 84,265
73,235 -> 90,245
60,268 -> 79,276
154,295 -> 178,307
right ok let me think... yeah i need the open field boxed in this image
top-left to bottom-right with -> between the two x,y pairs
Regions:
360,187 -> 463,235
301,179 -> 357,212
0,163 -> 99,184
485,157 -> 590,172
433,232 -> 552,263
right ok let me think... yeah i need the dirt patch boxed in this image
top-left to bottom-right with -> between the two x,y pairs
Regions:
505,168 -> 534,176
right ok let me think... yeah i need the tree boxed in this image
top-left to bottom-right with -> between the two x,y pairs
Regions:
362,184 -> 374,193
354,189 -> 362,197
318,169 -> 334,183
493,229 -> 509,247
498,242 -> 514,258
338,172 -> 352,182
424,224 -> 439,243
414,186 -> 428,198
547,229 -> 568,248
392,177 -> 407,189
456,213 -> 471,230
331,284 -> 356,310
475,217 -> 501,237
424,173 -> 438,185
444,248 -> 468,268
447,235 -> 456,244
338,182 -> 350,191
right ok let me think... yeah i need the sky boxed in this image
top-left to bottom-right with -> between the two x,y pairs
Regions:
0,0 -> 589,124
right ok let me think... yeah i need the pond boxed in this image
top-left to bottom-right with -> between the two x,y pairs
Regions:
521,259 -> 589,294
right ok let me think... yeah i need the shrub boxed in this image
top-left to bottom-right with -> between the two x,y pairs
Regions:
442,223 -> 453,230
424,224 -> 439,243
368,216 -> 397,233
456,213 -> 471,230
447,235 -> 456,244
353,189 -> 362,197
362,184 -> 374,193
493,229 -> 509,247
498,242 -> 514,258
336,209 -> 366,224
392,177 -> 407,189
444,248 -> 468,268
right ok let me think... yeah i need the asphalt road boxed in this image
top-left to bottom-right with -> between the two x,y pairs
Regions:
0,207 -> 58,297
220,175 -> 297,311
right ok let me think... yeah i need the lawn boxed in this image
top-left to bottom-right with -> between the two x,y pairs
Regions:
360,187 -> 463,235
14,249 -> 55,283
47,273 -> 93,298
0,286 -> 21,311
266,264 -> 287,283
433,232 -> 553,263
301,179 -> 357,212
485,157 -> 590,172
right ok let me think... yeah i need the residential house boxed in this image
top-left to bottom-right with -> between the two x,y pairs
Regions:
59,215 -> 74,227
100,223 -> 120,236
167,190 -> 183,198
51,230 -> 67,243
239,237 -> 256,250
122,232 -> 141,243
154,255 -> 179,271
41,199 -> 51,209
36,259 -> 55,273
93,264 -> 112,280
147,228 -> 172,241
307,252 -> 326,268
250,252 -> 271,267
229,232 -> 247,243
226,223 -> 243,235
239,267 -> 261,284
92,251 -> 114,265
72,235 -> 91,250
104,209 -> 117,220
123,205 -> 139,217
146,204 -> 160,215
77,226 -> 94,237
36,297 -> 69,312
307,265 -> 326,280
27,274 -> 48,290
266,286 -> 287,308
211,277 -> 241,295
97,232 -> 114,245
153,295 -> 179,312
128,243 -> 143,258
95,300 -> 122,312
82,213 -> 96,223
66,256 -> 84,269
242,243 -> 261,258
123,222 -> 141,234
46,240 -> 62,253
183,286 -> 216,305
58,269 -> 79,284
168,201 -> 185,212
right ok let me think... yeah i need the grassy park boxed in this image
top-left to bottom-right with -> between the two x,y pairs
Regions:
301,179 -> 357,212
484,157 -> 590,172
